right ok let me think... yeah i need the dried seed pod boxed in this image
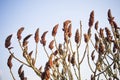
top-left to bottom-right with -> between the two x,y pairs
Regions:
23,34 -> 32,47
75,29 -> 80,44
45,69 -> 50,80
84,34 -> 89,43
108,9 -> 113,19
32,58 -> 35,66
34,28 -> 39,43
68,24 -> 72,38
108,9 -> 114,26
5,34 -> 12,48
89,10 -> 94,27
99,28 -> 104,38
91,50 -> 95,61
40,31 -> 48,46
64,33 -> 68,43
54,58 -> 59,67
113,21 -> 120,30
105,27 -> 111,36
23,77 -> 27,80
108,78 -> 112,80
53,50 -> 58,56
99,42 -> 104,54
95,21 -> 99,30
68,53 -> 71,62
49,40 -> 54,50
17,27 -> 24,40
7,54 -> 13,69
91,74 -> 95,80
113,63 -> 117,69
95,42 -> 98,50
71,52 -> 76,66
63,20 -> 71,33
87,28 -> 91,38
48,54 -> 53,68
95,33 -> 99,42
18,65 -> 23,75
29,51 -> 33,58
20,71 -> 25,80
39,66 -> 42,72
52,24 -> 59,36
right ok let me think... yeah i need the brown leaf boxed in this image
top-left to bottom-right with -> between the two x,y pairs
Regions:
17,27 -> 24,40
5,34 -> 12,48
7,54 -> 13,69
34,28 -> 39,43
52,24 -> 59,36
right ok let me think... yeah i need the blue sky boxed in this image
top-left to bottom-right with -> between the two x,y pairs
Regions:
0,0 -> 120,80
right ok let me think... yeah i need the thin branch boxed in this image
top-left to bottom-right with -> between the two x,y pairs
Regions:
10,69 -> 16,80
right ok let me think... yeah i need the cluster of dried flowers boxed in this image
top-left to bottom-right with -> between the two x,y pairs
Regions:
5,9 -> 120,80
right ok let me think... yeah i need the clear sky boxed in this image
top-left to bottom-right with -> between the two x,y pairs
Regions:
0,0 -> 120,80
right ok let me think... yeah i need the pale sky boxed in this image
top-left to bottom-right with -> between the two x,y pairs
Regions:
0,0 -> 120,80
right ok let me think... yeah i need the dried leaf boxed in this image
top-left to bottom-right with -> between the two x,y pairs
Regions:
5,34 -> 12,48
49,40 -> 54,50
34,28 -> 39,43
52,24 -> 59,36
17,27 -> 24,40
7,54 -> 13,69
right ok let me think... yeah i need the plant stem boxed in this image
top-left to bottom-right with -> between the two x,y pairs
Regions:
35,43 -> 38,63
10,69 -> 16,80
